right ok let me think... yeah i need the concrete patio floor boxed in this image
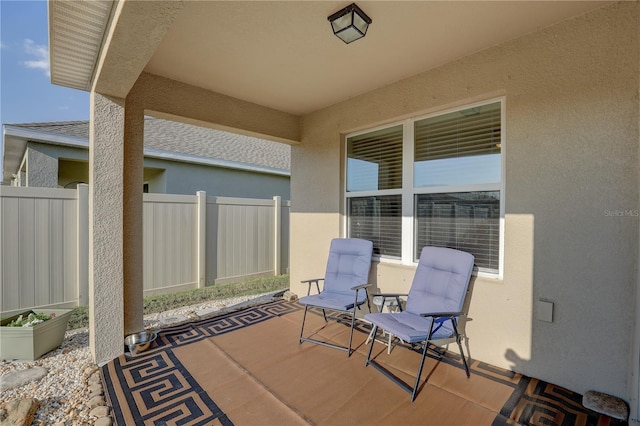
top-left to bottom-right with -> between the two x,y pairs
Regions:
101,298 -> 626,425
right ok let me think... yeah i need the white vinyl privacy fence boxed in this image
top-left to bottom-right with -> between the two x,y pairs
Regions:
0,185 -> 289,315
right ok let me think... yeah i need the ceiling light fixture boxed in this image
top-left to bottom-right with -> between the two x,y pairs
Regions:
328,3 -> 372,44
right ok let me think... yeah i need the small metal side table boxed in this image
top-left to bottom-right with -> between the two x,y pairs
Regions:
366,295 -> 403,354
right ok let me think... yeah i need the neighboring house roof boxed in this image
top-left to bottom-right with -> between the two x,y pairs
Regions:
2,117 -> 291,182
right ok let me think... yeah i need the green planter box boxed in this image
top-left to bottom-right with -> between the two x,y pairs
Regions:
0,309 -> 73,361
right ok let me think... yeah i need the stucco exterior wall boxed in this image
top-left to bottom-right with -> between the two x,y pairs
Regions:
24,146 -> 58,187
291,1 -> 639,401
25,143 -> 88,188
131,72 -> 301,145
15,143 -> 290,199
143,157 -> 290,199
89,93 -> 127,364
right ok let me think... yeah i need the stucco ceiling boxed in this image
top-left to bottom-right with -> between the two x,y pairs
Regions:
144,1 -> 611,116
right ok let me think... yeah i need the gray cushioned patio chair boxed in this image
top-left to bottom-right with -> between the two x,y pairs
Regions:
298,238 -> 373,357
365,246 -> 474,401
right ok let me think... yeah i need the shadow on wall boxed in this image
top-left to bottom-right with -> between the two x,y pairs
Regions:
505,348 -> 528,370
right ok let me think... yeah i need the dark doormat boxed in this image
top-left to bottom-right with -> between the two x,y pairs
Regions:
493,376 -> 628,426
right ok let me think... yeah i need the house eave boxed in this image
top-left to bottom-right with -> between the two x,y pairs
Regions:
2,124 -> 90,183
48,0 -> 115,92
2,125 -> 290,182
4,125 -> 89,148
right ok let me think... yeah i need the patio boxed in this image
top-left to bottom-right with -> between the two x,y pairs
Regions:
101,298 -> 624,425
42,2 -> 640,418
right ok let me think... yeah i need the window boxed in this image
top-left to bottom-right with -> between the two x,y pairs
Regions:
346,100 -> 503,274
415,191 -> 500,272
346,125 -> 403,192
348,195 -> 402,258
346,125 -> 403,259
414,103 -> 501,188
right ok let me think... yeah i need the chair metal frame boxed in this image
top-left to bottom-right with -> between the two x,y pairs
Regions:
364,247 -> 474,401
298,238 -> 373,357
365,308 -> 470,401
299,278 -> 372,356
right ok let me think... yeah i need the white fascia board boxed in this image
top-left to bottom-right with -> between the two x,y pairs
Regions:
143,147 -> 290,177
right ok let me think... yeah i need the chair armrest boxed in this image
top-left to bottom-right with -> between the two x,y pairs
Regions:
420,312 -> 466,337
301,278 -> 324,296
350,283 -> 372,291
301,278 -> 324,284
419,311 -> 464,318
374,293 -> 408,298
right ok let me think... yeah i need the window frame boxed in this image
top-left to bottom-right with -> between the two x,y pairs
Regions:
344,97 -> 505,278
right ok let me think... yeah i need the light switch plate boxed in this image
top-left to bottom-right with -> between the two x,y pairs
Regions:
538,299 -> 554,322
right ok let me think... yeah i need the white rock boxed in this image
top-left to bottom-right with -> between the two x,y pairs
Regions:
89,405 -> 110,418
95,415 -> 114,426
0,292 -> 276,424
88,396 -> 105,409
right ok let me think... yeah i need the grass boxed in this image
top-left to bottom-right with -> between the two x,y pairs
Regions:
67,274 -> 289,330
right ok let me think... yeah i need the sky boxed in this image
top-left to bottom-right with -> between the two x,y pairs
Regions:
1,0 -> 90,125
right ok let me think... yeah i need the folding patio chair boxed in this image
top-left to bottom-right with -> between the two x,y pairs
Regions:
298,238 -> 373,357
365,246 -> 475,401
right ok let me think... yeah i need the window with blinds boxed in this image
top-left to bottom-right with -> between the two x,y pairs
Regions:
346,125 -> 403,258
347,125 -> 403,192
415,192 -> 500,272
414,102 -> 501,188
345,99 -> 503,274
348,195 -> 402,258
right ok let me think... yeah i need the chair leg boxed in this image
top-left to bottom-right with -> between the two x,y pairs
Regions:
347,311 -> 357,357
299,305 -> 309,343
411,341 -> 430,402
452,320 -> 471,378
365,325 -> 378,366
365,289 -> 372,313
458,338 -> 471,378
410,318 -> 438,402
299,304 -> 363,355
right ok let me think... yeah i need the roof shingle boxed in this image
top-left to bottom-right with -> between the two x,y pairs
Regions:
9,117 -> 290,171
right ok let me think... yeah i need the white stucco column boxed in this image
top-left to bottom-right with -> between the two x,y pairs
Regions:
89,93 -> 145,364
89,92 -> 125,363
123,97 -> 144,336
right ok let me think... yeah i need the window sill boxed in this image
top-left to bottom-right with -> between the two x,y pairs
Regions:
373,257 -> 503,281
